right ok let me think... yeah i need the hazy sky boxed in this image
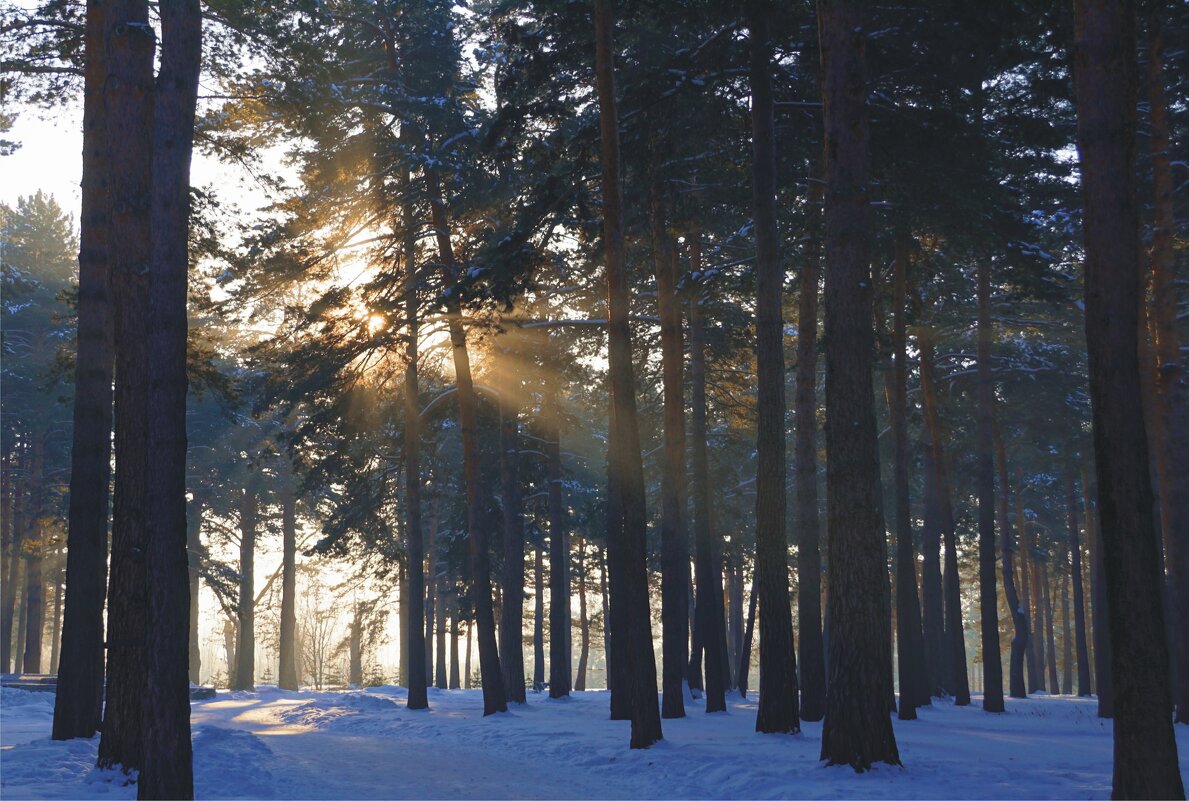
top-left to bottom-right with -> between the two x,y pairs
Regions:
3,97 -> 282,231
3,104 -> 85,211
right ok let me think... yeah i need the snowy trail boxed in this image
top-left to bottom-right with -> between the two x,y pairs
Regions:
3,685 -> 1187,799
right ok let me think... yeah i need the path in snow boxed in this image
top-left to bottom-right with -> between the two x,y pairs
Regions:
2,685 -> 1187,799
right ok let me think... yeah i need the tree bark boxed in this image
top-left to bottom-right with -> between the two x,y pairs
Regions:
98,0 -> 154,771
919,330 -> 969,703
689,230 -> 729,714
796,176 -> 827,721
993,425 -> 1028,699
737,571 -> 757,698
22,435 -> 46,674
53,0 -> 115,741
187,498 -> 204,686
651,182 -> 688,719
500,367 -> 527,703
1016,467 -> 1040,694
400,164 -> 428,710
747,0 -> 800,735
49,561 -> 63,675
546,372 -> 571,699
1042,557 -> 1059,693
919,429 -> 946,699
818,0 -> 900,769
1073,1 -> 1183,789
278,472 -> 298,691
436,576 -> 448,690
889,230 -> 927,717
1070,549 -> 1079,694
593,0 -> 662,749
1084,463 -> 1113,717
1065,465 -> 1091,697
2,451 -> 22,674
1144,13 -> 1189,727
426,164 -> 507,716
575,538 -> 590,691
450,603 -> 461,689
534,542 -> 545,690
975,261 -> 1004,713
234,484 -> 257,691
727,548 -> 743,688
140,4 -> 201,791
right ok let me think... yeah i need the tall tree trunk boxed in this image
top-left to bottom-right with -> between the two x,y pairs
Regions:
22,435 -> 45,674
796,175 -> 827,722
98,0 -> 154,771
919,431 -> 946,699
1027,520 -> 1047,692
450,603 -> 461,689
349,608 -> 363,687
21,549 -> 42,673
737,571 -> 758,698
975,261 -> 1004,713
1073,0 -> 1183,791
686,574 -> 702,693
2,452 -> 22,674
1016,468 -> 1040,694
1065,466 -> 1091,697
222,617 -> 236,689
575,538 -> 590,691
993,426 -> 1028,699
889,230 -> 927,717
546,371 -> 571,700
399,561 -> 410,688
748,0 -> 799,735
49,557 -> 63,674
1062,565 -> 1078,695
426,166 -> 506,716
278,473 -> 298,691
53,0 -> 115,741
651,181 -> 688,719
1145,13 -> 1189,727
689,229 -> 729,714
598,544 -> 609,689
593,0 -> 662,748
920,331 -> 969,702
1042,558 -> 1059,693
425,522 -> 437,683
14,558 -> 28,675
401,165 -> 429,710
1084,464 -> 1113,716
436,577 -> 448,690
500,368 -> 527,703
465,614 -> 473,689
234,484 -> 257,691
818,0 -> 900,769
187,498 -> 203,686
140,4 -> 201,791
534,543 -> 545,690
727,549 -> 743,687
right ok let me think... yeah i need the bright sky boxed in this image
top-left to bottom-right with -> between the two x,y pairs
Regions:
2,106 -> 85,210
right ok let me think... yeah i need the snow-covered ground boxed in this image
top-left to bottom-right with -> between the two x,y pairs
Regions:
3,685 -> 1187,799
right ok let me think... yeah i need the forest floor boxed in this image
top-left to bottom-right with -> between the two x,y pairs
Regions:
3,683 -> 1188,799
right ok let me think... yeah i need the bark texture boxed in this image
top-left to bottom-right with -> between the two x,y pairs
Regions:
748,1 -> 800,735
1072,0 -> 1184,792
818,0 -> 900,769
594,0 -> 662,748
140,3 -> 202,792
53,0 -> 115,741
975,260 -> 1004,713
97,0 -> 155,770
